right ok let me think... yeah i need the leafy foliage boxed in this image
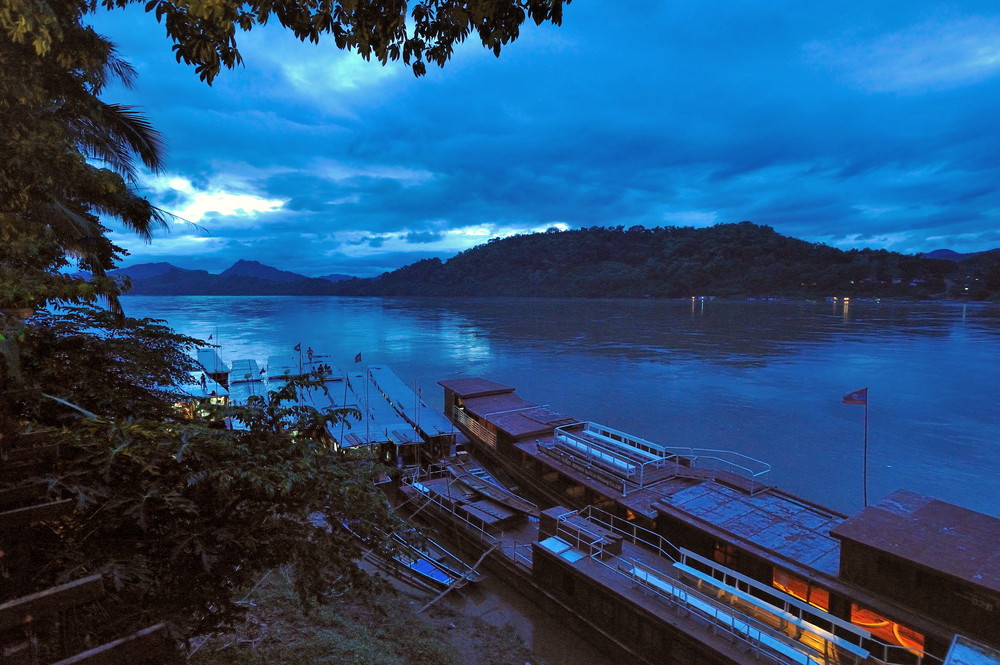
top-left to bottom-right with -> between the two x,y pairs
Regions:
5,304 -> 401,639
5,0 -> 571,84
13,306 -> 202,421
330,222 -> 958,299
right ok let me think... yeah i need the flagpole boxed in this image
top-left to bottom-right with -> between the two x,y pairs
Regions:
842,387 -> 870,510
863,395 -> 869,507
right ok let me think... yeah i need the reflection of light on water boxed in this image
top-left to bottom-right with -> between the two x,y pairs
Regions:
442,326 -> 493,364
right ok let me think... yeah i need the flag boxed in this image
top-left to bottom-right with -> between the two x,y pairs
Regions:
208,333 -> 213,341
842,388 -> 868,405
294,343 -> 301,352
259,367 -> 266,375
354,352 -> 362,363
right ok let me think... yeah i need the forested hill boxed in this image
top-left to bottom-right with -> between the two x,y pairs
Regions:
330,222 -> 965,298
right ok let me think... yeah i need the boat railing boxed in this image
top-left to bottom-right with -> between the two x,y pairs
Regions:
671,447 -> 772,494
554,423 -> 771,495
552,514 -> 616,559
451,407 -> 497,448
593,552 -> 867,665
403,477 -> 503,541
870,642 -> 943,665
399,471 -> 545,570
576,505 -> 680,562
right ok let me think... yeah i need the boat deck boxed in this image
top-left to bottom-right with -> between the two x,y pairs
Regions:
515,437 -> 699,519
400,470 -> 858,665
554,536 -> 841,665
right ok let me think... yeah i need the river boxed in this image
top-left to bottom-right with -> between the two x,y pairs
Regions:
122,295 -> 1000,519
121,295 -> 1000,664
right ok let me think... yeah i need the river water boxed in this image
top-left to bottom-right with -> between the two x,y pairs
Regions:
121,295 -> 999,664
123,295 -> 1000,519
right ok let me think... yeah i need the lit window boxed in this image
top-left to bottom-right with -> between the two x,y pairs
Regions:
851,604 -> 925,654
773,569 -> 830,611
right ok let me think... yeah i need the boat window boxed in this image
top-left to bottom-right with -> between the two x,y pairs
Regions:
773,568 -> 831,611
850,604 -> 925,655
713,542 -> 738,567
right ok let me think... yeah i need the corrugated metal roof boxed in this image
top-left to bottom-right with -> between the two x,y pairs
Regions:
368,366 -> 454,437
488,409 -> 576,438
830,489 -> 1000,593
461,392 -> 575,438
197,348 -> 229,373
462,392 -> 536,417
657,483 -> 844,576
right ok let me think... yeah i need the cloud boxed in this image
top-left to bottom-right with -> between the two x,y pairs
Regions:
404,231 -> 444,244
145,175 -> 286,229
86,0 -> 1000,276
806,15 -> 1000,93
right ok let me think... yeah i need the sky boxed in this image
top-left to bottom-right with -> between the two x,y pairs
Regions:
88,1 -> 1000,278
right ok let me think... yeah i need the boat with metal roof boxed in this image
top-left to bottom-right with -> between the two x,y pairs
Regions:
425,377 -> 1000,665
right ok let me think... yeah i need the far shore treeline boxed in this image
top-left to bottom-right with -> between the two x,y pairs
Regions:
119,223 -> 1000,300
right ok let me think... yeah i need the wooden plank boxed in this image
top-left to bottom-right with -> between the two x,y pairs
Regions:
0,499 -> 73,531
0,575 -> 104,631
3,443 -> 62,463
0,483 -> 47,510
0,462 -> 55,486
50,624 -> 177,665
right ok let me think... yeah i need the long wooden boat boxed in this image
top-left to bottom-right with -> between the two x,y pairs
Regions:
423,377 -> 1000,665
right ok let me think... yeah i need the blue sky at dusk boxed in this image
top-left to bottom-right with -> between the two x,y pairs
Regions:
89,1 -> 1000,278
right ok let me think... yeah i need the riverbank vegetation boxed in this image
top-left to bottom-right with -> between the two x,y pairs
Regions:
189,569 -> 545,665
4,303 -> 404,638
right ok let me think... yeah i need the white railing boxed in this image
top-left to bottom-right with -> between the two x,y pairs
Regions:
554,422 -> 772,495
577,505 -> 680,562
604,556 -> 828,665
452,407 -> 497,447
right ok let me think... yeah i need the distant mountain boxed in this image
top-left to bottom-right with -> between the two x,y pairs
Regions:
118,260 -> 353,296
327,222 -> 964,299
922,249 -> 970,261
318,273 -> 353,283
105,230 -> 1000,300
126,268 -> 340,296
109,262 -> 191,279
220,260 -> 309,282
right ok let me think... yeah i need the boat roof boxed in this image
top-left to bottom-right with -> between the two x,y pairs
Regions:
368,366 -> 455,437
175,372 -> 229,398
197,348 -> 229,374
830,490 -> 1000,593
345,370 -> 418,445
654,483 -> 845,576
460,392 -> 576,438
229,358 -> 262,380
438,377 -> 516,398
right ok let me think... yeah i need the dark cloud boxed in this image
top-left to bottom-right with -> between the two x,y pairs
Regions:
404,231 -> 444,244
